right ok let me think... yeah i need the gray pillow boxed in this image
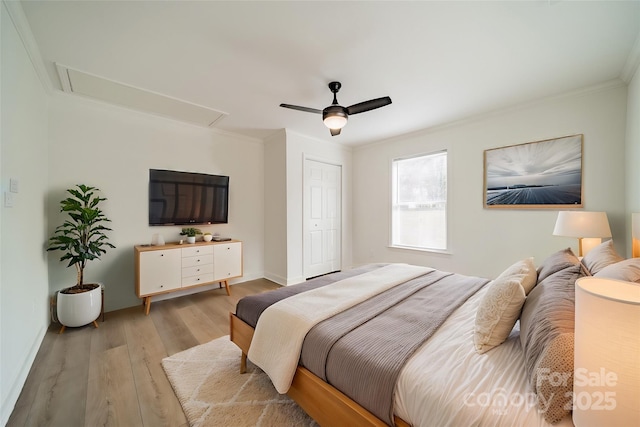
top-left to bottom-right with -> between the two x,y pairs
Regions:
581,239 -> 623,275
519,263 -> 585,423
536,247 -> 581,283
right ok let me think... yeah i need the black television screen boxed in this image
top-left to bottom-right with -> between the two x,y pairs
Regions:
149,169 -> 229,226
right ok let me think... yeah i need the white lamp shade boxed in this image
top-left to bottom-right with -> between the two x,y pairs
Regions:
574,277 -> 640,427
553,211 -> 612,238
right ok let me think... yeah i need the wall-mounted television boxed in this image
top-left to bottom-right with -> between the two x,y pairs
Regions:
149,169 -> 229,226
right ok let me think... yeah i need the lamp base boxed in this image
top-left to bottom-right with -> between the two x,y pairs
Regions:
578,237 -> 603,257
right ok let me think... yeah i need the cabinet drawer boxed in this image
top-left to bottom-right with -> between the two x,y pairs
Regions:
182,245 -> 213,257
182,273 -> 214,287
182,255 -> 213,268
182,263 -> 213,278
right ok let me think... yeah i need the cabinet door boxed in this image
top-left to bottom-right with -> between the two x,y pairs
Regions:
138,249 -> 182,295
213,242 -> 242,281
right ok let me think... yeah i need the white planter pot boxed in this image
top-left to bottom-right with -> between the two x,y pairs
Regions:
187,236 -> 196,244
57,284 -> 102,328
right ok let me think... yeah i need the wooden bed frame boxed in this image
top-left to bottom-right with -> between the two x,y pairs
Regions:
229,313 -> 410,427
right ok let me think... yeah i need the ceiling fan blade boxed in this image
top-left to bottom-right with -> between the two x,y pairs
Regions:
330,128 -> 341,136
346,96 -> 392,115
280,103 -> 322,114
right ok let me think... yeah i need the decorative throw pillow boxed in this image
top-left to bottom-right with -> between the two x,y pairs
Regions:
473,258 -> 536,354
536,248 -> 580,283
595,258 -> 640,283
581,239 -> 623,275
520,263 -> 585,423
533,333 -> 575,424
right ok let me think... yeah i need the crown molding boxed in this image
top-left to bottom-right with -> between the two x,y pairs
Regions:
354,79 -> 627,151
3,0 -> 53,94
621,32 -> 640,84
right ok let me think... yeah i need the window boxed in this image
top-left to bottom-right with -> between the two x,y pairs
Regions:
391,150 -> 448,251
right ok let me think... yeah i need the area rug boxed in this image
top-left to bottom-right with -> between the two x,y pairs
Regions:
162,336 -> 318,427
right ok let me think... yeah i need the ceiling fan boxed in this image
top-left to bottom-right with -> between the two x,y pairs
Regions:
280,81 -> 392,136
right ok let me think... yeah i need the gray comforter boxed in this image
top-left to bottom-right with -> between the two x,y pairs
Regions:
234,266 -> 489,426
300,270 -> 489,425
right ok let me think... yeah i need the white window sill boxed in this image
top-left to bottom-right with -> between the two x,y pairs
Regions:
388,244 -> 452,255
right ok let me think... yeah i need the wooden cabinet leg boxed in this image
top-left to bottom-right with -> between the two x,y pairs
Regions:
59,325 -> 66,334
144,297 -> 152,315
240,352 -> 247,374
223,280 -> 231,296
92,320 -> 99,328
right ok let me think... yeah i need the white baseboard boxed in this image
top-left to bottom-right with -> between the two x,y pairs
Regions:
1,324 -> 47,426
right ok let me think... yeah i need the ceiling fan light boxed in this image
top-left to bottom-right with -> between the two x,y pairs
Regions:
323,114 -> 347,129
323,105 -> 348,129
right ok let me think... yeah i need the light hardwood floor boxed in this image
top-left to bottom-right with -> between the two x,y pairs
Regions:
7,279 -> 280,427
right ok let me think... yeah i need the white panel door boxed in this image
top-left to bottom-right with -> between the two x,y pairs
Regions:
303,159 -> 342,279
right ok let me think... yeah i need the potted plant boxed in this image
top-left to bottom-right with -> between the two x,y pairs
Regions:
180,227 -> 202,244
47,184 -> 115,333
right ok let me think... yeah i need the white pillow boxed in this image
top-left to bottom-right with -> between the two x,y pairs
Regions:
595,258 -> 640,283
473,258 -> 536,354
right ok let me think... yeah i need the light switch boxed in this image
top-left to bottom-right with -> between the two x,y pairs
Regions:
4,192 -> 14,207
10,178 -> 19,193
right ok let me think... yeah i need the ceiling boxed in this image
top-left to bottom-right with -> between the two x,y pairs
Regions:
17,1 -> 640,146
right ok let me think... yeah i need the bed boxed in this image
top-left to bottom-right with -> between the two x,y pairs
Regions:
229,241 -> 640,427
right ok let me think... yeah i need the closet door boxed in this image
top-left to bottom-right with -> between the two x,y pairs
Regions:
303,159 -> 342,279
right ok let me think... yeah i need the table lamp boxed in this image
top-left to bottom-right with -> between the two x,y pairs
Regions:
574,277 -> 640,427
552,211 -> 612,256
633,213 -> 639,258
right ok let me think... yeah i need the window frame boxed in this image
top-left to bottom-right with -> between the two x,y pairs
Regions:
389,149 -> 451,254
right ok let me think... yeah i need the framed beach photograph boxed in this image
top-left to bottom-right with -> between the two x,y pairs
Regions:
484,134 -> 583,209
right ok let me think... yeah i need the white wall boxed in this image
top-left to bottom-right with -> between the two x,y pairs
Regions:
47,93 -> 265,312
263,129 -> 288,284
353,83 -> 628,279
0,3 -> 50,424
262,129 -> 353,285
626,65 -> 640,256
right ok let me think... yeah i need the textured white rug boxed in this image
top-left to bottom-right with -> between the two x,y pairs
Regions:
162,336 -> 318,427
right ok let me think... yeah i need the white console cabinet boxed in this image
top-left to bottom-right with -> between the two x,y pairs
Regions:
135,240 -> 242,314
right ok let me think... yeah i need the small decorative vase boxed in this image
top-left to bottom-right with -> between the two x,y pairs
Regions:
187,236 -> 196,244
203,234 -> 213,242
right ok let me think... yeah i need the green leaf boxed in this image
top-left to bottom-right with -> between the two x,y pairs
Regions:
47,184 -> 116,280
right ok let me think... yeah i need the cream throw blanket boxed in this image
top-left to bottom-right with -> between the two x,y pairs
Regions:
247,263 -> 433,393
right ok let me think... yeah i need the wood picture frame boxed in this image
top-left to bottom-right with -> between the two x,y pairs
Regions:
484,134 -> 583,209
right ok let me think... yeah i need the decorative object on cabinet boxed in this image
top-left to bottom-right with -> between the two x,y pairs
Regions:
135,240 -> 243,314
151,233 -> 165,246
203,232 -> 213,242
484,134 -> 583,208
552,211 -> 612,256
47,184 -> 115,333
180,227 -> 202,244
